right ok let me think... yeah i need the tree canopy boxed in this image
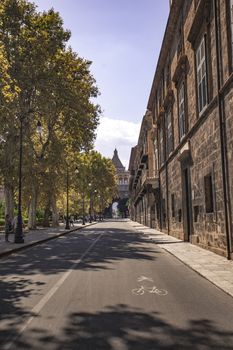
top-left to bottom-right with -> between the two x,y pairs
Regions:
0,0 -> 116,227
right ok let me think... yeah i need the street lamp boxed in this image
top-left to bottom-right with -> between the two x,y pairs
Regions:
93,189 -> 97,221
98,194 -> 101,221
65,163 -> 70,230
88,183 -> 92,223
75,167 -> 85,226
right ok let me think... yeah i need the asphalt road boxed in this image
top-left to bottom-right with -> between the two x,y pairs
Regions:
1,219 -> 233,350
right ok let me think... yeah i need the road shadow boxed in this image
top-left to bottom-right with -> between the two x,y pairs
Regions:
0,225 -> 160,329
0,226 -> 159,275
0,278 -> 43,344
8,304 -> 233,350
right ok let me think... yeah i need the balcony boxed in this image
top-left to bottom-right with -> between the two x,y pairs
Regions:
141,170 -> 148,186
132,168 -> 142,189
157,106 -> 165,123
164,88 -> 174,108
172,54 -> 188,86
140,153 -> 148,164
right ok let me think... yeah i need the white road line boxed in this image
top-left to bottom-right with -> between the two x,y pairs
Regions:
3,233 -> 103,350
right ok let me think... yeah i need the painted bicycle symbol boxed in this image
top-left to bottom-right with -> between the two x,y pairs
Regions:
132,276 -> 168,296
132,285 -> 168,296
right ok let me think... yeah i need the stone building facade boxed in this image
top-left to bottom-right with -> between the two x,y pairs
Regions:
129,0 -> 233,259
128,112 -> 159,227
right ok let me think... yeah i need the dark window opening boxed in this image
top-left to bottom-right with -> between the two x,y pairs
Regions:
171,194 -> 175,218
194,205 -> 199,222
178,209 -> 182,222
204,174 -> 214,213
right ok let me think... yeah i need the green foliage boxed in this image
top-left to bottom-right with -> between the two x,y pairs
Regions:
66,151 -> 117,215
0,0 -> 102,219
0,201 -> 5,218
117,198 -> 129,217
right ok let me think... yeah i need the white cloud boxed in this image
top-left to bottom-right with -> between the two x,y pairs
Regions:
95,117 -> 140,169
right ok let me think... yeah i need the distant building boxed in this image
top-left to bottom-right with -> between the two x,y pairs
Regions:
112,149 -> 130,199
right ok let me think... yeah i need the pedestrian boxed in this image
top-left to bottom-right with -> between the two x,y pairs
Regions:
5,214 -> 13,242
70,215 -> 74,227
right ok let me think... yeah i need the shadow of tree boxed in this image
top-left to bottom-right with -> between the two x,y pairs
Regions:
0,227 -> 158,276
0,226 -> 159,336
0,278 -> 43,344
11,304 -> 233,350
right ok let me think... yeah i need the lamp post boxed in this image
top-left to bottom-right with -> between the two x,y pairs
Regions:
88,183 -> 92,223
82,193 -> 85,225
93,189 -> 97,221
65,163 -> 70,230
75,167 -> 85,226
15,116 -> 24,243
98,194 -> 101,221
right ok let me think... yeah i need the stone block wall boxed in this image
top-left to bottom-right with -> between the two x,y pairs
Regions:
167,158 -> 184,240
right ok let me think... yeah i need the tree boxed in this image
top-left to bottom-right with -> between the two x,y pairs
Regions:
70,151 -> 117,217
0,0 -> 101,227
117,198 -> 129,218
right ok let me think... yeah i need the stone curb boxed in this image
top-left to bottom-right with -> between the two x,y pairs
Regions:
0,221 -> 98,259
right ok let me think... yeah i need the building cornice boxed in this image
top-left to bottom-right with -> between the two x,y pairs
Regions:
147,0 -> 183,111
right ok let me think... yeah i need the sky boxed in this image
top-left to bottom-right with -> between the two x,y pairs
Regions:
32,0 -> 170,168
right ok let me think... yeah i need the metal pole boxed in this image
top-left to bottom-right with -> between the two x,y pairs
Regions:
65,164 -> 70,229
15,117 -> 24,243
89,191 -> 92,223
82,192 -> 85,225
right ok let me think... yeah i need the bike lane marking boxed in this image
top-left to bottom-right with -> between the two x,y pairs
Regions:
132,285 -> 168,296
3,233 -> 104,350
132,276 -> 168,296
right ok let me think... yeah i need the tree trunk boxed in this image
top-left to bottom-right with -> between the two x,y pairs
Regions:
28,185 -> 37,229
4,184 -> 14,220
51,194 -> 59,227
43,202 -> 50,227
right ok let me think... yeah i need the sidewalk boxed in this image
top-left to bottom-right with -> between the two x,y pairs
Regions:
128,220 -> 233,299
0,221 -> 96,258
